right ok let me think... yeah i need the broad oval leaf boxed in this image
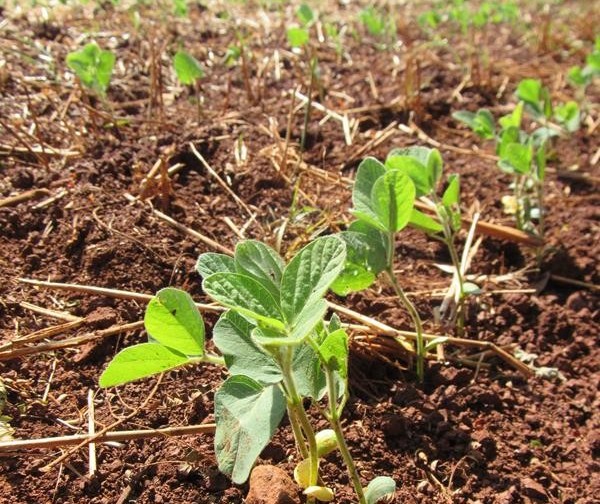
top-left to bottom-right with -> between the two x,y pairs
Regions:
289,298 -> 328,344
280,236 -> 346,325
99,343 -> 189,388
385,156 -> 432,197
213,310 -> 281,384
500,143 -> 532,175
365,476 -> 396,504
214,376 -> 286,484
144,287 -> 205,356
408,208 -> 442,234
352,157 -> 387,231
203,273 -> 284,329
347,220 -> 388,273
330,263 -> 376,296
173,50 -> 204,85
196,253 -> 236,278
319,328 -> 348,379
287,26 -> 309,47
371,170 -> 416,233
234,240 -> 284,298
387,146 -> 443,188
442,174 -> 460,208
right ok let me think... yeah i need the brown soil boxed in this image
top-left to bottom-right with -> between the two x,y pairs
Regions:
0,2 -> 598,504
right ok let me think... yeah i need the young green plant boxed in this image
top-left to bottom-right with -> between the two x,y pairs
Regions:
384,147 -> 477,334
100,237 -> 395,503
331,157 -> 433,381
287,3 -> 321,151
66,42 -> 115,97
172,49 -> 205,119
453,79 -> 579,241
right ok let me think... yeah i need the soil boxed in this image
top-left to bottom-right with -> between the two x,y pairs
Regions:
0,2 -> 599,504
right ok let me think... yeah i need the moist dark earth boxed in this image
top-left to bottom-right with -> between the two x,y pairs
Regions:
0,1 -> 598,503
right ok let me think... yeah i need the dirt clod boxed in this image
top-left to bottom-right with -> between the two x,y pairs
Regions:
245,465 -> 300,504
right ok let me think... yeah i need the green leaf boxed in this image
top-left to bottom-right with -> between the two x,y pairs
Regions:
66,43 -> 115,95
347,220 -> 388,272
214,376 -> 286,484
452,110 -> 476,128
567,66 -> 587,87
385,156 -> 432,197
144,287 -> 205,356
196,253 -> 236,278
442,174 -> 460,207
387,146 -> 443,189
297,3 -> 314,26
213,311 -> 281,384
331,228 -> 385,295
424,336 -> 449,353
463,282 -> 482,295
280,236 -> 346,325
554,101 -> 580,133
454,109 -> 495,139
293,343 -> 326,399
371,170 -> 416,233
99,343 -> 189,387
364,476 -> 396,504
319,328 -> 348,379
499,101 -> 523,130
497,126 -> 520,157
499,143 -> 532,175
352,157 -> 387,231
530,127 -> 559,147
289,298 -> 328,343
330,263 -> 376,296
173,50 -> 204,85
287,27 -> 309,47
408,208 -> 443,234
234,240 -> 284,298
203,273 -> 284,329
516,78 -> 542,115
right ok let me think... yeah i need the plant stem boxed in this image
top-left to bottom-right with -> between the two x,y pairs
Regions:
324,370 -> 366,504
287,404 -> 309,459
280,348 -> 319,491
385,232 -> 425,381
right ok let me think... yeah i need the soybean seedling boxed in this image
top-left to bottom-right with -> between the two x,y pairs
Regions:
384,147 -> 478,334
568,35 -> 600,95
331,158 -> 439,382
198,237 -> 395,503
172,49 -> 205,119
66,42 -> 115,97
453,79 -> 580,242
100,238 -> 395,503
287,3 -> 321,151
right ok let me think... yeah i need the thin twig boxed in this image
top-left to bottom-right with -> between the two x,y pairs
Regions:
189,142 -> 255,217
0,423 -> 216,453
87,390 -> 97,477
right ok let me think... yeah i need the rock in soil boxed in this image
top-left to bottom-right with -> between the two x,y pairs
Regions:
245,465 -> 300,504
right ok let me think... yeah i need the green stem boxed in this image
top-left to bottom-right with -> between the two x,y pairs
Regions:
287,404 -> 309,459
189,353 -> 225,367
385,232 -> 425,382
280,348 -> 319,490
324,369 -> 366,504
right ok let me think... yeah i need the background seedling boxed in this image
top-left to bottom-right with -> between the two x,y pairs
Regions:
66,42 -> 115,97
172,49 -> 205,119
332,157 -> 430,381
384,147 -> 476,334
286,3 -> 321,151
453,79 -> 581,242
